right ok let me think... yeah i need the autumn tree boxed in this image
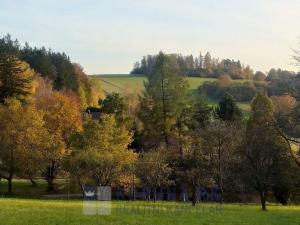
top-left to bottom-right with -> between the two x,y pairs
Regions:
202,120 -> 241,203
135,147 -> 172,202
0,99 -> 50,193
218,75 -> 232,87
253,71 -> 266,81
271,95 -> 297,114
178,134 -> 211,206
203,52 -> 213,73
73,63 -> 104,109
68,115 -> 136,191
35,91 -> 82,191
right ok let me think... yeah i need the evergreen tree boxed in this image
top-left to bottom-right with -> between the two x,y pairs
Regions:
139,52 -> 189,150
203,52 -> 213,72
0,54 -> 34,103
199,52 -> 203,69
215,93 -> 242,121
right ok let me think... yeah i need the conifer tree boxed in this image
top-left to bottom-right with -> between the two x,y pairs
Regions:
139,52 -> 189,149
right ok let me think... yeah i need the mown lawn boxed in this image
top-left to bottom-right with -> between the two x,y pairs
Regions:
0,198 -> 299,225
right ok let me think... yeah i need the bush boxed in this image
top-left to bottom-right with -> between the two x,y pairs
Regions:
200,81 -> 261,102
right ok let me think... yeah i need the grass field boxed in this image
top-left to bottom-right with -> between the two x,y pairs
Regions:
94,74 -> 246,94
94,74 -> 221,94
94,74 -> 251,113
0,198 -> 299,225
0,180 -> 298,225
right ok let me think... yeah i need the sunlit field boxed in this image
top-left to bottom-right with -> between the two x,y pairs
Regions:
0,180 -> 299,225
94,74 -> 251,114
0,198 -> 299,225
94,74 -> 245,94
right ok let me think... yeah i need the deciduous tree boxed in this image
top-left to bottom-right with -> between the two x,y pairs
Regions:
68,115 -> 136,190
35,91 -> 82,191
243,92 -> 289,210
0,99 -> 50,193
135,147 -> 172,202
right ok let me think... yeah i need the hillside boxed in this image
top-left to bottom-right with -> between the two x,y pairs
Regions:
93,74 -> 218,93
94,74 -> 250,112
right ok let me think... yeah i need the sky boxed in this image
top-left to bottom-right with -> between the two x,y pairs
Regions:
0,0 -> 300,74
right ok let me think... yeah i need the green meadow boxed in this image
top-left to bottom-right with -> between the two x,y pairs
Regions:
0,198 -> 299,225
1,180 -> 298,225
95,74 -> 221,94
94,74 -> 251,112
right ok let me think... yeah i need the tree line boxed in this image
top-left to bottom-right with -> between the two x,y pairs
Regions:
1,36 -> 300,211
200,69 -> 300,103
131,52 -> 254,79
0,34 -> 103,108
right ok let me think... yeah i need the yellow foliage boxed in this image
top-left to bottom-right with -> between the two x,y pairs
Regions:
0,98 -> 50,178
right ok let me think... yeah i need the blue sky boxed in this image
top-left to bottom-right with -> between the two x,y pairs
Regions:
1,0 -> 300,74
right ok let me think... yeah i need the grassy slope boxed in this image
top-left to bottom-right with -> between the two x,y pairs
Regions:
0,198 -> 299,225
94,74 -> 251,112
94,74 -> 218,94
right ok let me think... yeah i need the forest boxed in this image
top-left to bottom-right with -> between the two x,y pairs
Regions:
1,34 -> 300,212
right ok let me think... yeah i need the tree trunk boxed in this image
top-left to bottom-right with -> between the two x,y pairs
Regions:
132,175 -> 135,200
30,179 -> 37,187
47,178 -> 54,192
153,188 -> 156,203
192,185 -> 197,206
80,183 -> 85,196
219,187 -> 224,204
260,191 -> 267,211
160,58 -> 170,150
8,176 -> 12,194
147,189 -> 151,201
217,141 -> 224,204
8,149 -> 14,194
45,161 -> 56,192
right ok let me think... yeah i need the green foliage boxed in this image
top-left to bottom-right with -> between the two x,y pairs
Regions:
177,133 -> 211,205
215,93 -> 242,121
192,96 -> 212,129
250,92 -> 274,118
201,79 -> 264,102
131,52 -> 254,79
267,69 -> 300,99
139,52 -> 190,147
243,92 -> 290,210
202,120 -> 242,202
0,54 -> 34,103
135,147 -> 172,201
69,115 -> 135,187
100,92 -> 127,121
0,34 -> 104,103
